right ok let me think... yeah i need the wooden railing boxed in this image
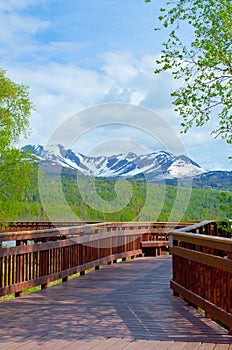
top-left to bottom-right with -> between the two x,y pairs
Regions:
0,221 -> 99,232
0,221 -> 191,246
1,220 -> 231,333
0,221 -> 189,299
170,220 -> 232,334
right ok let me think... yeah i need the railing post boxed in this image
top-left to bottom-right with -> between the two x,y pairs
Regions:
205,311 -> 213,319
15,240 -> 24,297
40,249 -> 49,290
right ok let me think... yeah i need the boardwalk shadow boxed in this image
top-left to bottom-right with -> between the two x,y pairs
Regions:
106,256 -> 231,343
0,256 -> 231,346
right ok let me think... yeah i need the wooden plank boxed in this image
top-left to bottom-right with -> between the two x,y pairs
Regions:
120,340 -> 148,349
90,337 -> 138,350
132,340 -> 161,350
0,231 -> 145,257
10,340 -> 231,350
34,337 -> 74,350
198,344 -> 216,350
151,341 -> 175,349
170,247 -> 232,272
170,232 -> 232,252
0,239 -> 74,257
68,339 -> 102,350
99,339 -> 139,350
167,343 -> 188,350
10,339 -> 48,349
0,221 -> 192,244
41,337 -> 85,350
0,249 -> 142,296
0,337 -> 35,350
0,256 -> 231,348
3,339 -> 231,350
214,344 -> 231,350
172,220 -> 213,233
181,343 -> 202,350
141,241 -> 169,247
170,280 -> 232,328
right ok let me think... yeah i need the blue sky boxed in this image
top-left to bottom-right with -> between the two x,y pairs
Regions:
0,0 -> 231,170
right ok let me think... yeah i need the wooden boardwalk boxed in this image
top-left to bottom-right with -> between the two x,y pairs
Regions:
0,256 -> 231,349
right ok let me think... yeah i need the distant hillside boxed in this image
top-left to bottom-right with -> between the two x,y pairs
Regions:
20,175 -> 231,222
23,144 -> 231,190
192,171 -> 232,190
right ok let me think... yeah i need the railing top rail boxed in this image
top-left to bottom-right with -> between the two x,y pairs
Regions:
0,222 -> 149,238
0,221 -> 99,227
0,221 -> 195,242
171,220 -> 213,233
170,231 -> 232,244
0,228 -> 67,241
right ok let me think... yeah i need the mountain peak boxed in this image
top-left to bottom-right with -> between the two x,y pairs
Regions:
24,144 -> 210,180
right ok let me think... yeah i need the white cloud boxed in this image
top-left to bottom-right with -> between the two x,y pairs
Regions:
0,0 -> 52,11
9,53 -> 230,168
130,91 -> 144,105
11,52 -> 167,130
10,63 -> 110,144
102,52 -> 140,83
0,2 -> 50,64
0,13 -> 49,39
0,0 -> 32,10
0,13 -> 50,64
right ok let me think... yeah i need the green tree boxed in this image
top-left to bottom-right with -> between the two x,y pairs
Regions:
0,68 -> 34,222
146,0 -> 232,145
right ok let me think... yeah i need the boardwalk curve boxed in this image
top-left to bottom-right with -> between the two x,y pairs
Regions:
0,256 -> 231,349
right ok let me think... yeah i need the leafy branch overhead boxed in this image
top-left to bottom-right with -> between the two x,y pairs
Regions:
146,0 -> 232,145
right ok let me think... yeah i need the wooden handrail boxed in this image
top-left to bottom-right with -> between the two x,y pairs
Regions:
172,220 -> 213,232
170,232 -> 232,252
170,221 -> 232,334
0,221 -> 99,232
1,221 -> 185,299
0,227 -> 145,297
1,220 -> 231,334
0,221 -> 195,244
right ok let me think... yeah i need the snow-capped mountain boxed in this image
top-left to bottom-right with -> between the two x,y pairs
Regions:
23,144 -> 207,179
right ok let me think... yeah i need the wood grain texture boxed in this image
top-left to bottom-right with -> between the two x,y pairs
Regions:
0,256 -> 231,349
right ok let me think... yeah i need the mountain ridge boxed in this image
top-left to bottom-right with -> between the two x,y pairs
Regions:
22,144 -> 232,189
23,143 -> 203,176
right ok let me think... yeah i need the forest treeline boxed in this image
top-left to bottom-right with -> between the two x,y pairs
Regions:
20,171 -> 231,222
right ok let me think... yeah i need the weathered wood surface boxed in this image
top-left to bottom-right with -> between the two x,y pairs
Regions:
0,338 -> 231,350
0,221 -> 184,297
0,221 -> 99,233
0,221 -> 195,243
170,228 -> 232,333
0,221 -> 194,232
0,256 -> 231,349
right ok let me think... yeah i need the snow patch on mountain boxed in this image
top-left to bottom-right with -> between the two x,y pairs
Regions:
167,156 -> 206,178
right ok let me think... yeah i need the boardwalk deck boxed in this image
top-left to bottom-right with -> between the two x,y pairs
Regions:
0,256 -> 231,349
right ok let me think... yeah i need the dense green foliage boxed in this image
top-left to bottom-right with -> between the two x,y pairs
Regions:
20,174 -> 231,222
0,68 -> 34,222
146,0 -> 232,146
